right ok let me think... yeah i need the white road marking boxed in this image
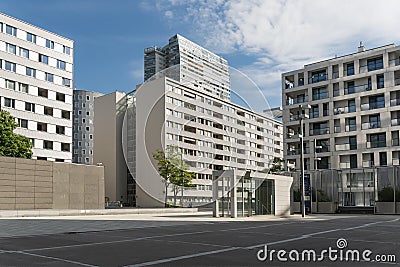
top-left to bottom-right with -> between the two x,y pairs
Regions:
16,251 -> 97,267
127,217 -> 399,266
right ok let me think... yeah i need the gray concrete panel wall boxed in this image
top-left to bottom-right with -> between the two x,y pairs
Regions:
0,156 -> 104,210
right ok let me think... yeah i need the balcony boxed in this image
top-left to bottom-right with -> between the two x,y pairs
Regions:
395,78 -> 400,86
362,160 -> 375,167
333,106 -> 355,115
308,73 -> 327,84
335,143 -> 350,151
366,140 -> 386,148
332,71 -> 339,79
344,83 -> 372,95
287,147 -> 310,155
393,158 -> 400,165
390,98 -> 400,106
391,118 -> 400,126
392,138 -> 399,146
310,128 -> 330,136
389,58 -> 400,67
286,96 -> 309,105
361,122 -> 381,130
312,92 -> 328,101
334,126 -> 341,133
360,101 -> 385,111
343,69 -> 355,76
345,125 -> 357,131
289,114 -> 301,121
339,162 -> 351,169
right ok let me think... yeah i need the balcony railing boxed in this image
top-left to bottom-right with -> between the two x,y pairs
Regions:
390,99 -> 400,106
359,65 -> 368,73
308,73 -> 327,84
389,58 -> 400,67
333,106 -> 356,115
334,126 -> 341,133
366,140 -> 386,148
289,114 -> 301,121
286,96 -> 309,105
335,143 -> 350,151
312,92 -> 328,101
317,145 -> 330,153
393,158 -> 400,165
360,101 -> 385,111
332,71 -> 339,79
391,118 -> 400,126
343,69 -> 355,76
362,122 -> 381,130
310,128 -> 330,136
345,124 -> 357,131
344,83 -> 372,95
392,138 -> 399,146
287,147 -> 310,155
362,160 -> 375,167
395,78 -> 400,86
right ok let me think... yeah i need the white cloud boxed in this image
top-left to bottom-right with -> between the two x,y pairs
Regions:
157,0 -> 400,108
164,10 -> 174,18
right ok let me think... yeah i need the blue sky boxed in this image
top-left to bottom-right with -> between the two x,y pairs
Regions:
2,0 -> 400,110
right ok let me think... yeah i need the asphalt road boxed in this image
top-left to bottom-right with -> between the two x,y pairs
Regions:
0,215 -> 399,266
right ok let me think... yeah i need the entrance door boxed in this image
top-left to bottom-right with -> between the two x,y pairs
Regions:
255,180 -> 275,215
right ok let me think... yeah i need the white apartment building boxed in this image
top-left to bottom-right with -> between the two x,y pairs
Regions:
282,43 -> 400,172
94,77 -> 283,207
144,34 -> 231,100
0,13 -> 73,162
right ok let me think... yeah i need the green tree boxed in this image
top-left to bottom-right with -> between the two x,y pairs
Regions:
0,111 -> 32,159
153,146 -> 195,207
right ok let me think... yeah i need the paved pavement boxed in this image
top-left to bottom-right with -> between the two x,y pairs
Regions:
0,213 -> 398,266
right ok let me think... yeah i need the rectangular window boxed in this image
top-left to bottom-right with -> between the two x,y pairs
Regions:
46,73 -> 54,82
37,122 -> 47,132
6,25 -> 17,36
346,63 -> 354,76
39,54 -> 48,64
61,143 -> 70,152
4,98 -> 15,108
38,88 -> 48,98
25,102 -> 35,112
367,57 -> 383,71
312,87 -> 328,100
348,99 -> 356,112
43,140 -> 53,150
19,83 -> 29,93
26,32 -> 36,43
26,67 -> 36,78
377,74 -> 384,89
63,46 -> 71,55
44,106 -> 53,116
6,43 -> 16,54
345,81 -> 355,94
349,136 -> 357,150
56,125 -> 65,135
379,152 -> 387,166
5,80 -> 15,90
57,60 -> 66,70
46,39 -> 54,49
19,47 -> 29,58
61,110 -> 70,120
18,119 -> 28,128
350,154 -> 357,168
56,92 -> 66,102
369,133 -> 386,148
5,61 -> 16,72
62,78 -> 71,87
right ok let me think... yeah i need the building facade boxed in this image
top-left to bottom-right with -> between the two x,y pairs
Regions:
136,77 -> 283,207
144,34 -> 231,100
282,44 -> 400,210
72,89 -> 103,164
0,13 -> 74,162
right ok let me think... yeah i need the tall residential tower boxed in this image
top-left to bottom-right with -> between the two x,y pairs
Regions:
144,34 -> 231,100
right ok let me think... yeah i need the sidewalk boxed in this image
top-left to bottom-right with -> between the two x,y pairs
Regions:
0,207 -> 199,218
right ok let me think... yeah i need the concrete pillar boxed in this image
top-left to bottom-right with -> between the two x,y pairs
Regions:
230,173 -> 237,218
212,177 -> 219,217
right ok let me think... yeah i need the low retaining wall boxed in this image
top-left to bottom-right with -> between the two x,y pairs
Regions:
0,157 -> 104,210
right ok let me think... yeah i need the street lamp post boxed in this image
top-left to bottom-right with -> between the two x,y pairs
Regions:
299,104 -> 310,218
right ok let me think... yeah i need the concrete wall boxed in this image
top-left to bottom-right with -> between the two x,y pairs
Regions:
136,78 -> 166,207
0,156 -> 104,210
93,92 -> 127,202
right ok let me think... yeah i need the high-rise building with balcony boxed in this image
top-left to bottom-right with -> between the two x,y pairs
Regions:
0,13 -> 73,162
282,43 -> 400,172
72,89 -> 103,165
144,34 -> 231,100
